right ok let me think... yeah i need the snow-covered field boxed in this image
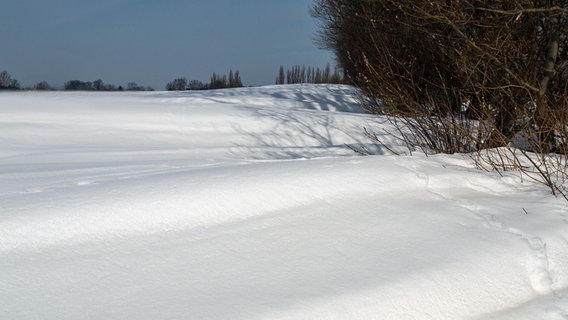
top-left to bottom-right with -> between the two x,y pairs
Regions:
1,84 -> 567,319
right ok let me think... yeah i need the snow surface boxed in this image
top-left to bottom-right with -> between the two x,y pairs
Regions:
0,84 -> 567,319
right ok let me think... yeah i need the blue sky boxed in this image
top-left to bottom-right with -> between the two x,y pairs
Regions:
2,0 -> 333,89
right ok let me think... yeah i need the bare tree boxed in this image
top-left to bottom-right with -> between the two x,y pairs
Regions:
0,70 -> 20,90
276,65 -> 285,84
166,77 -> 187,91
0,71 -> 11,87
93,79 -> 104,91
34,81 -> 53,91
233,70 -> 243,87
228,70 -> 234,88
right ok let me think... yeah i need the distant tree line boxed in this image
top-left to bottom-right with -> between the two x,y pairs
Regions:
0,70 -> 155,91
64,79 -> 154,91
166,69 -> 244,91
2,64 -> 343,92
275,63 -> 343,85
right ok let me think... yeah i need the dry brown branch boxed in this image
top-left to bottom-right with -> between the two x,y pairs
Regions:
312,0 -> 568,200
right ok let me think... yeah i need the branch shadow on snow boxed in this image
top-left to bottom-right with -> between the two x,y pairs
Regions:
229,86 -> 385,160
266,84 -> 368,114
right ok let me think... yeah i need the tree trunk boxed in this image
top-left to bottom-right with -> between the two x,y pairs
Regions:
536,13 -> 560,152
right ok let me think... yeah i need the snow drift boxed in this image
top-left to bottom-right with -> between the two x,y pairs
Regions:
0,84 -> 567,319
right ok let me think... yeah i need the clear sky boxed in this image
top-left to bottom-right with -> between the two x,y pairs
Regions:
1,0 -> 334,89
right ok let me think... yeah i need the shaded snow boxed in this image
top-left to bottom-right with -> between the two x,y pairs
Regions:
0,84 -> 567,319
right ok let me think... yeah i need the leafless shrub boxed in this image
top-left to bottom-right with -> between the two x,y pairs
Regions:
312,0 -> 568,199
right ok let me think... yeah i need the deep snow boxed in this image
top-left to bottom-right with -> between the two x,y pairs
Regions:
0,84 -> 567,319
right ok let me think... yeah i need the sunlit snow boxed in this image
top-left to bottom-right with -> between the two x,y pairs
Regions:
1,84 -> 567,319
